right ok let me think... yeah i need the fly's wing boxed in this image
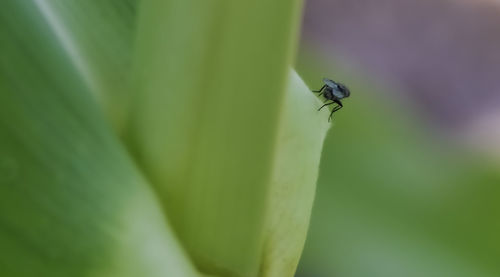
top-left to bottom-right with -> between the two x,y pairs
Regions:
332,89 -> 346,99
323,78 -> 338,89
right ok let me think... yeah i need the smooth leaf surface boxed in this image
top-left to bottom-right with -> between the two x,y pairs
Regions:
0,0 -> 330,276
0,1 -> 198,276
127,1 -> 314,276
29,0 -> 138,130
258,71 -> 330,276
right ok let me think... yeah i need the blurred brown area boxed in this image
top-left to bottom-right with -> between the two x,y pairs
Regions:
300,0 -> 500,131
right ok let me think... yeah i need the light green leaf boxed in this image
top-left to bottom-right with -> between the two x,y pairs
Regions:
1,0 -> 332,276
126,0 -> 330,276
259,70 -> 330,276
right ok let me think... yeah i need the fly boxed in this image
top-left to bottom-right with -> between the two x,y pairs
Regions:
313,78 -> 351,121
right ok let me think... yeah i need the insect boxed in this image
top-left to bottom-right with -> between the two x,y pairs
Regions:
313,78 -> 351,121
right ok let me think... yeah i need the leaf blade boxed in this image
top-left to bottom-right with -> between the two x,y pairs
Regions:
127,0 -> 305,276
0,2 -> 198,276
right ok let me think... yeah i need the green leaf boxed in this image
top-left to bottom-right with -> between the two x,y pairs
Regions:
1,0 -> 331,276
26,0 -> 138,130
0,1 -> 198,276
259,70 -> 330,276
126,0 -> 329,276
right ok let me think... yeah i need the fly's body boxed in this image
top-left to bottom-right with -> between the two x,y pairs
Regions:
313,78 -> 351,121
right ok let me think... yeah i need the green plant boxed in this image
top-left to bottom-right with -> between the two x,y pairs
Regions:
0,1 -> 331,276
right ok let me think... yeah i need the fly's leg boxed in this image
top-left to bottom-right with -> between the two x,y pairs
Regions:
328,100 -> 343,122
318,101 -> 334,111
313,85 -> 326,93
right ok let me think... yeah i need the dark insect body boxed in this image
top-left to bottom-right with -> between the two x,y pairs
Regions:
313,78 -> 351,121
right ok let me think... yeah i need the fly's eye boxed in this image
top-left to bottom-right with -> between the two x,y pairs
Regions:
341,86 -> 350,97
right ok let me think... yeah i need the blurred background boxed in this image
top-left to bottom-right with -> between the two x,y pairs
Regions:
295,0 -> 500,276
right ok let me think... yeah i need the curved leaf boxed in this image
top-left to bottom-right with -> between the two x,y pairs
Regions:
126,0 -> 322,276
0,1 -> 198,276
259,70 -> 330,276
